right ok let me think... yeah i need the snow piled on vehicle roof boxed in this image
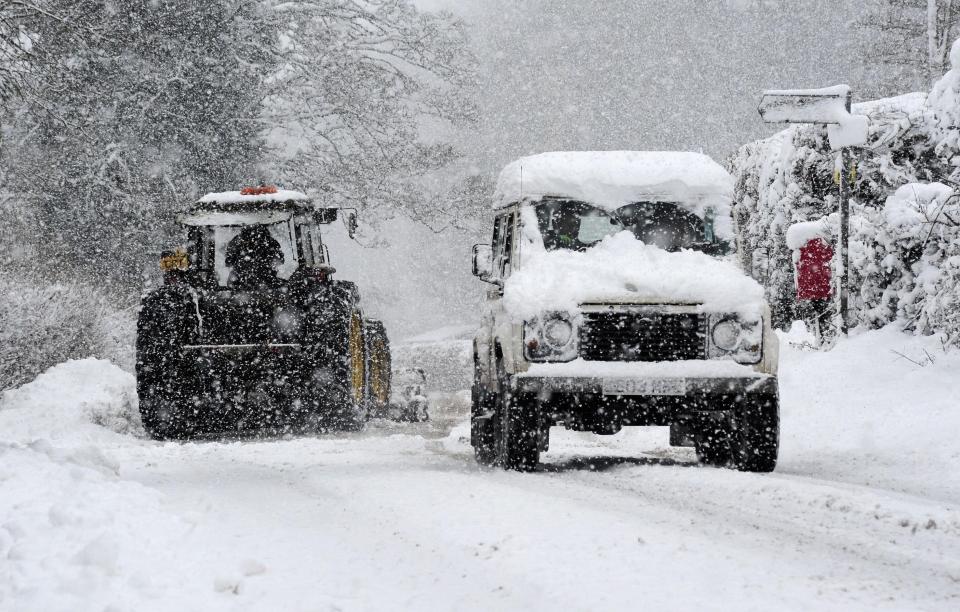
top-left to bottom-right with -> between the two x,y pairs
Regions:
503,231 -> 764,320
493,151 -> 734,215
197,189 -> 310,204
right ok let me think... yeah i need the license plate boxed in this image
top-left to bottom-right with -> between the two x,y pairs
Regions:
602,378 -> 687,396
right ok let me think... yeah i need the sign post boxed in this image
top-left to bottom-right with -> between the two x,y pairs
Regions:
758,85 -> 866,335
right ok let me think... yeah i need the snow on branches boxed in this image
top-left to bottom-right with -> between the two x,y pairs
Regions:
260,0 -> 478,225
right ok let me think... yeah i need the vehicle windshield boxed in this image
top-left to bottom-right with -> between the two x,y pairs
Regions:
533,200 -> 726,254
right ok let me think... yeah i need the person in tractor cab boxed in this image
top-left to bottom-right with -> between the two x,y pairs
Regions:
225,225 -> 286,290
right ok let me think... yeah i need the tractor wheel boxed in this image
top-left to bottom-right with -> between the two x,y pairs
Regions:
308,288 -> 367,432
364,319 -> 391,419
135,289 -> 197,440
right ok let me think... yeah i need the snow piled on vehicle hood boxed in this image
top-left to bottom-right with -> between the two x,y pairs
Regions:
503,231 -> 764,320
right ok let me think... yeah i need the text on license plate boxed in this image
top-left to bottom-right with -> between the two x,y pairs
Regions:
602,378 -> 687,396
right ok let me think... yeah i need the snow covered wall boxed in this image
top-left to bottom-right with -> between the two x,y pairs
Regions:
728,39 -> 960,343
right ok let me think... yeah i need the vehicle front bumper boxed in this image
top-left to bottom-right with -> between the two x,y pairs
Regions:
513,359 -> 776,398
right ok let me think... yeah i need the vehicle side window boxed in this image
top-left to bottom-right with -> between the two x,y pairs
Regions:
492,215 -> 502,254
295,224 -> 314,267
500,212 -> 515,278
310,227 -> 325,264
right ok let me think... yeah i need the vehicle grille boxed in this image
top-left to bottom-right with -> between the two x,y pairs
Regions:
579,310 -> 706,361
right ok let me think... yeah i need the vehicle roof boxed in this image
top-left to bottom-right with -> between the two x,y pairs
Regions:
493,151 -> 734,213
178,189 -> 313,226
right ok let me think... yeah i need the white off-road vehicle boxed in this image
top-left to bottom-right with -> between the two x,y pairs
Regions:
470,151 -> 779,472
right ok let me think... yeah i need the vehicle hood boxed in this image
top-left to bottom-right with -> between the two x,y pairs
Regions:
503,231 -> 765,320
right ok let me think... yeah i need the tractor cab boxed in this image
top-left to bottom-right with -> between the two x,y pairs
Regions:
162,186 -> 356,289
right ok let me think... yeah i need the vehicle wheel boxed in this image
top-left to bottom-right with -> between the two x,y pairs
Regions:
363,319 -> 391,419
309,295 -> 368,431
136,289 -> 197,440
730,392 -> 780,472
471,385 -> 497,465
494,363 -> 540,472
471,354 -> 497,465
694,419 -> 732,466
407,399 -> 428,423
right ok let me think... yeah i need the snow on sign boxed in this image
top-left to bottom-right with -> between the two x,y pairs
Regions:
758,85 -> 868,150
758,85 -> 850,124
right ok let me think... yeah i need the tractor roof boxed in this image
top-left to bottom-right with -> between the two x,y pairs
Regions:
178,187 -> 324,226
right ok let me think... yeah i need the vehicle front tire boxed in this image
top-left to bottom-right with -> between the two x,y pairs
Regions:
471,383 -> 497,466
694,419 -> 732,466
730,391 -> 779,473
494,365 -> 540,472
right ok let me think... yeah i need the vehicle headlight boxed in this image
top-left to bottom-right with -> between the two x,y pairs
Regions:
524,312 -> 578,362
543,317 -> 573,347
707,314 -> 762,364
711,318 -> 741,352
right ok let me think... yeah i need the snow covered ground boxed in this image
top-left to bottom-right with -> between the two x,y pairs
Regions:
2,326 -> 959,611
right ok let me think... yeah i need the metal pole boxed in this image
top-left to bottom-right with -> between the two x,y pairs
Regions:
838,92 -> 851,335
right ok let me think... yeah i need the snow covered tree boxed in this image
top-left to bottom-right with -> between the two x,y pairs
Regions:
729,37 -> 960,341
1,0 -> 476,287
257,0 -> 477,227
3,1 -> 269,287
857,0 -> 960,95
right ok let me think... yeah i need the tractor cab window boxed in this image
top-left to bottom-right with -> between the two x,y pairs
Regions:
211,221 -> 298,287
295,222 -> 328,268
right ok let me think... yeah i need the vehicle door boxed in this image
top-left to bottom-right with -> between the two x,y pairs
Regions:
490,205 -> 521,377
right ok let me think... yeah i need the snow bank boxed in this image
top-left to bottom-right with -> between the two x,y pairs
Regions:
777,325 -> 960,503
503,231 -> 764,320
0,358 -> 141,442
0,360 -> 232,611
494,151 -> 734,219
0,439 -> 209,611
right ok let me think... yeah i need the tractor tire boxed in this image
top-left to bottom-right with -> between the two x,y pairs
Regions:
135,288 -> 198,440
364,319 -> 391,419
306,284 -> 367,431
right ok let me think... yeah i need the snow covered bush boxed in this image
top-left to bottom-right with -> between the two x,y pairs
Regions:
729,39 -> 960,343
0,273 -> 135,391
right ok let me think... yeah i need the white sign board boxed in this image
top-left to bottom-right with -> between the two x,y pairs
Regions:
758,84 -> 867,150
758,85 -> 850,124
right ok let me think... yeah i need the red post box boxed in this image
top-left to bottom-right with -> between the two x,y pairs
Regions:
796,238 -> 834,300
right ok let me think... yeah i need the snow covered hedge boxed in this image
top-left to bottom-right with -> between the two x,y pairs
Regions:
729,40 -> 960,344
0,273 -> 135,390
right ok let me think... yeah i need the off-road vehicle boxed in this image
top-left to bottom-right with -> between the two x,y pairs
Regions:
470,151 -> 779,472
136,186 -> 391,439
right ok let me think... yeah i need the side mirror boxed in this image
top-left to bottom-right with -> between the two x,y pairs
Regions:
314,208 -> 338,224
471,244 -> 495,282
347,212 -> 358,239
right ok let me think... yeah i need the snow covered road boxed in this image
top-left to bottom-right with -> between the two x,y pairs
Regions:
2,327 -> 959,611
